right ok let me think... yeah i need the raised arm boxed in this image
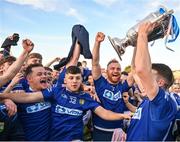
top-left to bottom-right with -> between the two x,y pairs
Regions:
131,45 -> 145,95
0,39 -> 34,87
94,106 -> 131,120
44,57 -> 61,67
0,91 -> 44,103
92,32 -> 105,80
3,72 -> 24,93
66,41 -> 80,67
135,22 -> 158,100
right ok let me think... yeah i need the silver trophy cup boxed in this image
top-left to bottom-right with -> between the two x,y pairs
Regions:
108,6 -> 174,60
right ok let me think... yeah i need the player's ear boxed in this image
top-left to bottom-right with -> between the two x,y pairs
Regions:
157,78 -> 166,87
26,74 -> 32,82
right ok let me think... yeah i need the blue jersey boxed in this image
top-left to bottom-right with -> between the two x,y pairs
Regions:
127,88 -> 177,141
165,93 -> 180,141
19,78 -> 29,91
42,86 -> 99,141
0,81 -> 23,121
56,67 -> 66,87
18,87 -> 51,141
172,93 -> 180,119
82,68 -> 91,84
93,76 -> 130,129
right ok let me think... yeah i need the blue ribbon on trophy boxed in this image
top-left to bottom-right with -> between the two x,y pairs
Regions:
108,6 -> 179,60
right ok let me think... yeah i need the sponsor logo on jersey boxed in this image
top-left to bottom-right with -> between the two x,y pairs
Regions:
26,102 -> 51,113
55,104 -> 83,116
132,108 -> 142,120
103,89 -> 122,101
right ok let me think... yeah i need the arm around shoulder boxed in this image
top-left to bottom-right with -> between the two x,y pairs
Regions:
0,91 -> 44,103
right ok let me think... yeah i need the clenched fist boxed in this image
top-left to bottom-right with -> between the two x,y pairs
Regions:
95,32 -> 105,43
22,39 -> 34,53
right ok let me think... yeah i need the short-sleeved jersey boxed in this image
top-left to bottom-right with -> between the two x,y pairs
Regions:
18,87 -> 51,141
42,86 -> 99,141
93,75 -> 130,129
127,88 -> 177,141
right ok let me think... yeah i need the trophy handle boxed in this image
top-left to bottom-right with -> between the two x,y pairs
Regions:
108,36 -> 126,60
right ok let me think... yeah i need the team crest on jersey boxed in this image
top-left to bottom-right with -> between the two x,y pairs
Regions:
79,99 -> 85,105
61,93 -> 68,99
132,108 -> 142,120
103,89 -> 122,101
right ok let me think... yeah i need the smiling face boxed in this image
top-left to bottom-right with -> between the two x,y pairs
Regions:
106,62 -> 121,84
27,66 -> 48,91
172,84 -> 180,94
64,73 -> 82,92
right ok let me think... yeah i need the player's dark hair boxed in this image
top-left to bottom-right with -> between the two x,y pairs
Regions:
152,63 -> 174,89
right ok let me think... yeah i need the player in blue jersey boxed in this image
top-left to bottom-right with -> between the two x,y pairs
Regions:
91,32 -> 134,141
0,65 -> 131,141
17,63 -> 51,140
0,38 -> 34,140
125,22 -> 178,141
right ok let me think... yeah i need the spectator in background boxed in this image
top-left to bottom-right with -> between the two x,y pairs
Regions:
77,61 -> 91,85
82,60 -> 88,69
121,71 -> 129,83
171,83 -> 180,95
169,83 -> 180,141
